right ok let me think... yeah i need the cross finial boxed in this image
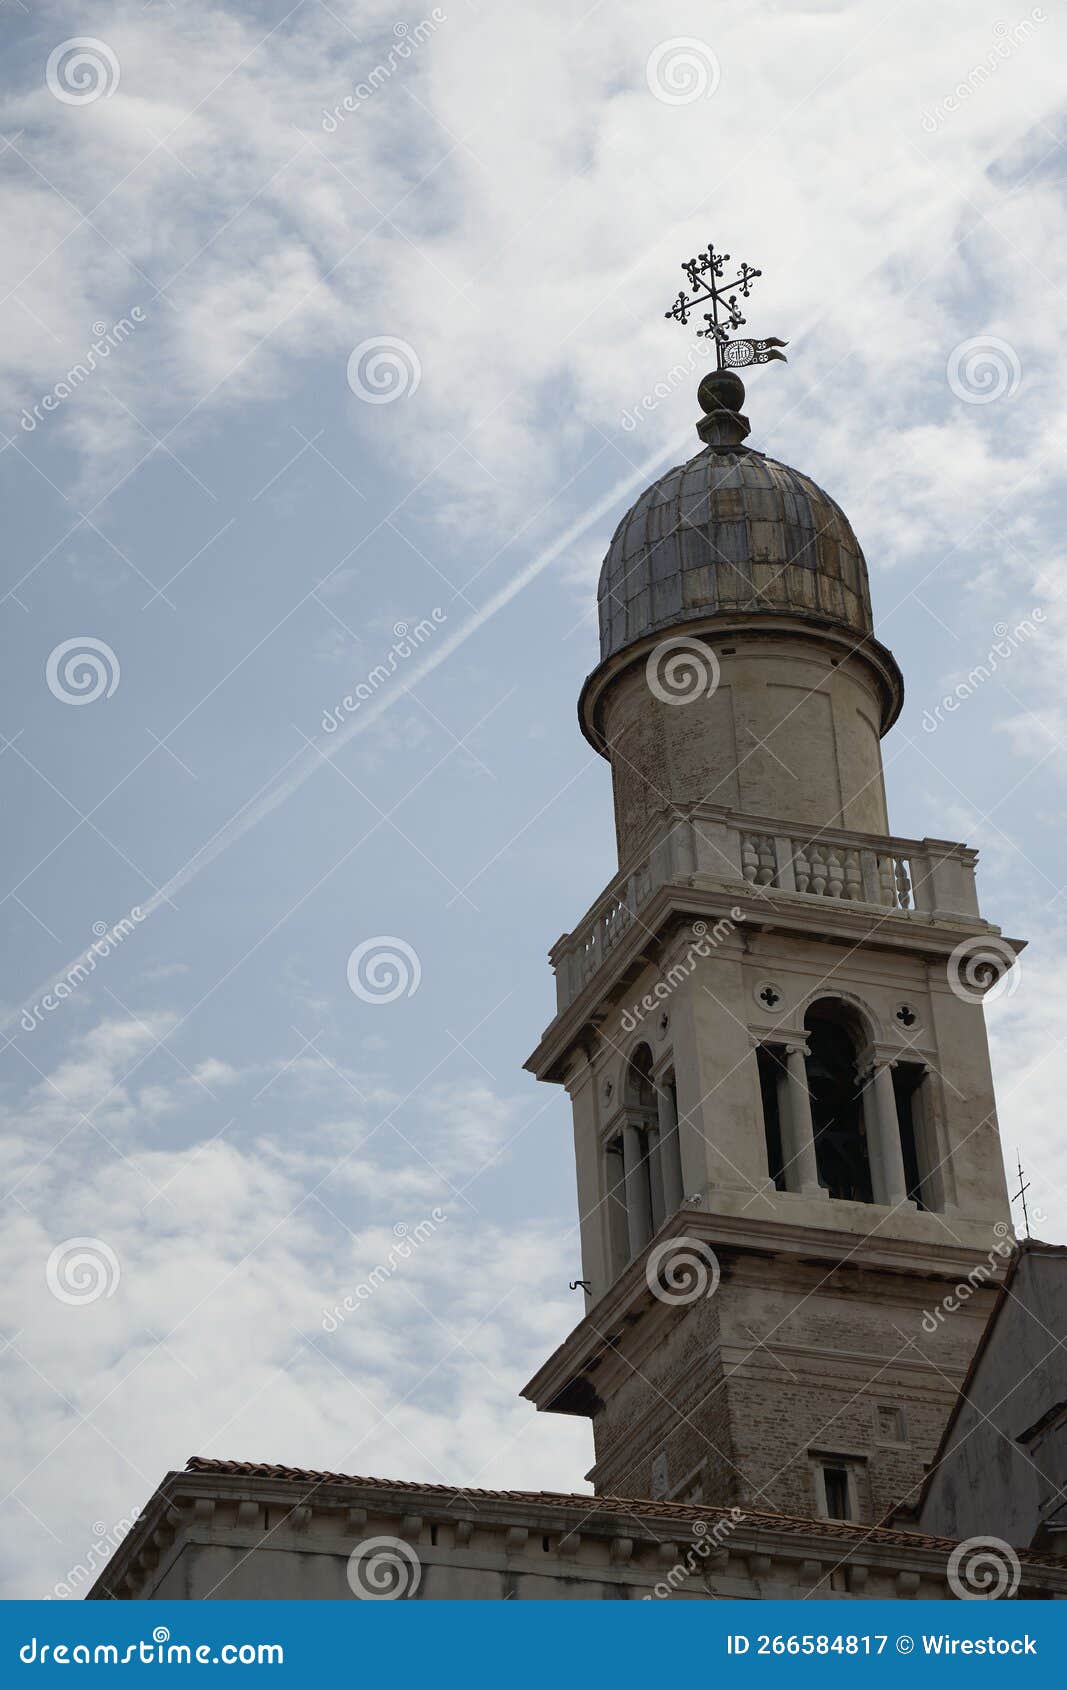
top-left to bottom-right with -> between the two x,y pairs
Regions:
664,240 -> 788,374
1012,1150 -> 1032,1239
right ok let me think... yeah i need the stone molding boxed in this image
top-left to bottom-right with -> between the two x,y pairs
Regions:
89,1463 -> 1067,1602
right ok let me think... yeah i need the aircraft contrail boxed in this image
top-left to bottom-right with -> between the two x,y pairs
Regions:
9,427 -> 692,1036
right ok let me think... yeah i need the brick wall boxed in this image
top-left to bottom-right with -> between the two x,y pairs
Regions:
586,1251 -> 996,1523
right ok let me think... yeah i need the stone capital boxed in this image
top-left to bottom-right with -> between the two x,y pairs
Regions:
856,1041 -> 910,1080
749,1027 -> 809,1056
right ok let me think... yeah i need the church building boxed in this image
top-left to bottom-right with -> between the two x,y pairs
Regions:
90,359 -> 1067,1602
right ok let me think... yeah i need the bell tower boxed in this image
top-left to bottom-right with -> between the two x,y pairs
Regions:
522,344 -> 1019,1529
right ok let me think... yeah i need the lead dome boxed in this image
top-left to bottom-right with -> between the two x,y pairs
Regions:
596,371 -> 873,668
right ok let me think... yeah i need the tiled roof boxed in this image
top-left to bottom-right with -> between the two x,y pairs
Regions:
182,1458 -> 1067,1568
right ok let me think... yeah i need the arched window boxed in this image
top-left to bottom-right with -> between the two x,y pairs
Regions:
753,997 -> 934,1211
804,1002 -> 874,1204
627,1042 -> 658,1121
605,1045 -> 684,1269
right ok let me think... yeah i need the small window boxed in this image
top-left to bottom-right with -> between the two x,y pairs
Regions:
876,1403 -> 907,1444
668,1460 -> 706,1505
651,1451 -> 669,1499
821,1466 -> 852,1520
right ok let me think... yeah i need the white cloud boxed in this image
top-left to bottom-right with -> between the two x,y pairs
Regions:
4,0 -> 1067,1603
0,1014 -> 588,1596
987,942 -> 1067,1247
4,0 -> 1065,542
3,0 -> 1066,950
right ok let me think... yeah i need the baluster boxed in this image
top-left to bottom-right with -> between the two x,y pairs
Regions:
895,857 -> 912,910
844,848 -> 863,900
623,874 -> 637,922
793,841 -> 811,894
826,848 -> 844,898
741,835 -> 759,885
809,844 -> 828,896
756,835 -> 777,886
878,855 -> 895,906
590,925 -> 603,974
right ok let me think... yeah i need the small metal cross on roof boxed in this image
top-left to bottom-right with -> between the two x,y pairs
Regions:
1012,1150 -> 1032,1238
664,240 -> 788,373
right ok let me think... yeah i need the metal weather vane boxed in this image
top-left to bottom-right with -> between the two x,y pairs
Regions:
664,241 -> 787,373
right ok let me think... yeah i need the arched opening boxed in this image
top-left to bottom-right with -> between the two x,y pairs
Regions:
622,1044 -> 657,1252
605,1045 -> 685,1270
626,1043 -> 658,1120
803,1001 -> 873,1203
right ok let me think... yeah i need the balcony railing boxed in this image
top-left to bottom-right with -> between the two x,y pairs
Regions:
549,805 -> 980,1013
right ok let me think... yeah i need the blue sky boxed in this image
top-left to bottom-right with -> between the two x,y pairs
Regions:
1,0 -> 1066,1598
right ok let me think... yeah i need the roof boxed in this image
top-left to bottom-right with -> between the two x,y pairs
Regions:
595,443 -> 873,669
901,1238 -> 1067,1526
181,1457 -> 1067,1566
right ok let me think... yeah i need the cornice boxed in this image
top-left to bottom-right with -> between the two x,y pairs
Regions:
578,615 -> 905,758
88,1461 -> 1067,1601
529,881 -> 1007,1084
521,1208 -> 1012,1418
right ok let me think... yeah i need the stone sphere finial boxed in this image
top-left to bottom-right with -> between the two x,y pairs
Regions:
697,370 -> 746,415
696,370 -> 750,447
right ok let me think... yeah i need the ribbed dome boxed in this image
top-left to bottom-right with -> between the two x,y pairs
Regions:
597,437 -> 873,667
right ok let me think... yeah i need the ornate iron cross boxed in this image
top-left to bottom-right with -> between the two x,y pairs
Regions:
664,241 -> 787,372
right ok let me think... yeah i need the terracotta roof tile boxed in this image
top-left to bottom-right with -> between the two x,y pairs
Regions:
183,1458 -> 1067,1568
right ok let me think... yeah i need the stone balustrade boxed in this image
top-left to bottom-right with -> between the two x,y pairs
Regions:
739,828 -> 915,908
549,805 -> 980,1012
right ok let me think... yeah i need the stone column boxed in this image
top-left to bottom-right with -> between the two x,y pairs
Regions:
784,1045 -> 827,1199
863,1059 -> 913,1209
565,1049 -> 608,1299
655,1086 -> 684,1217
622,1120 -> 653,1256
647,1125 -> 665,1232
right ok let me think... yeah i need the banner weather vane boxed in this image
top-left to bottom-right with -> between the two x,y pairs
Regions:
664,242 -> 787,373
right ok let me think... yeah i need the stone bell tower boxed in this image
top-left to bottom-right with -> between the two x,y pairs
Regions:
522,368 -> 1019,1530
